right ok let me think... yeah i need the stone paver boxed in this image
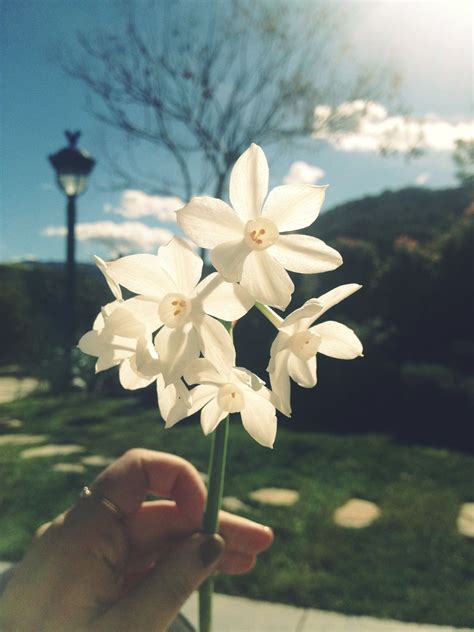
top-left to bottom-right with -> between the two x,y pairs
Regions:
81,455 -> 114,467
222,496 -> 251,513
249,488 -> 300,506
1,419 -> 23,429
0,434 -> 47,446
21,444 -> 85,459
457,503 -> 474,538
52,463 -> 86,474
333,498 -> 381,529
0,377 -> 39,404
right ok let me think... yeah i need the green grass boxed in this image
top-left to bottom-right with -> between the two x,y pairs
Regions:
0,393 -> 473,627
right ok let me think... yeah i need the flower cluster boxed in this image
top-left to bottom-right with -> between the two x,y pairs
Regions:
79,144 -> 363,447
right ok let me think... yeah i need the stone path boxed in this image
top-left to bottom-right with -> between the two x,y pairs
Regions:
181,592 -> 473,632
0,377 -> 39,404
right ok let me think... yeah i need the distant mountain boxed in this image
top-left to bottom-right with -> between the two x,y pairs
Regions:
315,186 -> 470,252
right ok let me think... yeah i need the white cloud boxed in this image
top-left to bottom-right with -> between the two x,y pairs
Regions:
313,100 -> 474,153
283,161 -> 326,185
8,254 -> 38,263
42,221 -> 174,257
415,173 -> 430,186
105,190 -> 183,223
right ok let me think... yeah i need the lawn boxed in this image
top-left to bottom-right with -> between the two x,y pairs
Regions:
0,392 -> 473,627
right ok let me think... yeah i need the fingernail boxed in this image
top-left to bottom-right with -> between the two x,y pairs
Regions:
199,534 -> 225,567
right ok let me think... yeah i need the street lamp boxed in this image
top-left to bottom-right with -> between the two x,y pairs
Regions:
48,130 -> 95,388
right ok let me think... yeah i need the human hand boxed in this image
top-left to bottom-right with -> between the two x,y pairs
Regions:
0,449 -> 273,631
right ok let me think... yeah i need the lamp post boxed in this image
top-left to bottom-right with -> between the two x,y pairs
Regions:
48,131 -> 95,388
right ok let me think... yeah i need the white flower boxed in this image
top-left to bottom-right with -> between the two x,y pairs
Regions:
268,284 -> 364,415
177,144 -> 342,309
105,236 -> 254,385
77,301 -> 156,390
79,304 -> 191,421
172,359 -> 279,448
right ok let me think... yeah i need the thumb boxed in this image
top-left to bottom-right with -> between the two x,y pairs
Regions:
93,533 -> 225,632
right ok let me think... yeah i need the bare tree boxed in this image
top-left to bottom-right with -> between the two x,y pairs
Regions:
63,0 -> 399,201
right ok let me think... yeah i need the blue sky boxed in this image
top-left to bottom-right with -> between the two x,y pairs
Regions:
0,0 -> 472,263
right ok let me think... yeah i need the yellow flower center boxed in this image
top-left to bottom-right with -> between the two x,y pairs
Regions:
217,383 -> 245,413
244,218 -> 279,251
289,331 -> 321,360
159,293 -> 191,328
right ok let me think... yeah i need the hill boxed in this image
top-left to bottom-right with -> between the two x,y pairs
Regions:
315,186 -> 470,253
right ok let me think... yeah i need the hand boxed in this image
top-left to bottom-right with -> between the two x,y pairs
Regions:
0,449 -> 273,631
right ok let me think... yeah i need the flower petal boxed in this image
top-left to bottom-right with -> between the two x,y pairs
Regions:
107,254 -> 176,298
280,299 -> 323,332
177,196 -> 243,248
184,358 -> 228,386
287,353 -> 317,388
94,255 -> 122,301
135,336 -> 161,378
194,272 -> 254,320
269,349 -> 292,417
210,239 -> 250,283
262,184 -> 327,231
95,347 -> 132,373
154,325 -> 200,385
157,375 -> 192,428
232,367 -> 265,390
241,250 -> 294,309
229,144 -> 269,221
188,383 -> 219,416
195,315 -> 236,374
95,350 -> 123,373
119,357 -> 156,390
315,284 -> 362,320
267,331 -> 291,373
271,234 -> 342,274
122,297 -> 161,331
94,301 -> 120,330
78,330 -> 102,357
157,236 -> 203,294
240,390 -> 277,448
103,306 -> 148,339
312,321 -> 363,359
201,399 -> 228,435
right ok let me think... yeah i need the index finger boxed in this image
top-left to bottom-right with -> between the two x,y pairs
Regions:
91,449 -> 206,524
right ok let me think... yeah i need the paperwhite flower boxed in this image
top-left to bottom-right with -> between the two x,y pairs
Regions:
77,301 -> 156,390
268,284 -> 364,415
177,144 -> 342,309
105,236 -> 254,385
169,359 -> 279,448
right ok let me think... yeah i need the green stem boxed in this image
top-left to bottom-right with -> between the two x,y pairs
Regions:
255,301 -> 283,329
199,320 -> 232,632
199,417 -> 229,632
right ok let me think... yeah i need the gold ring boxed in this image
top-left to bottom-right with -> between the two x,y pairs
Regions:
80,486 -> 127,523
